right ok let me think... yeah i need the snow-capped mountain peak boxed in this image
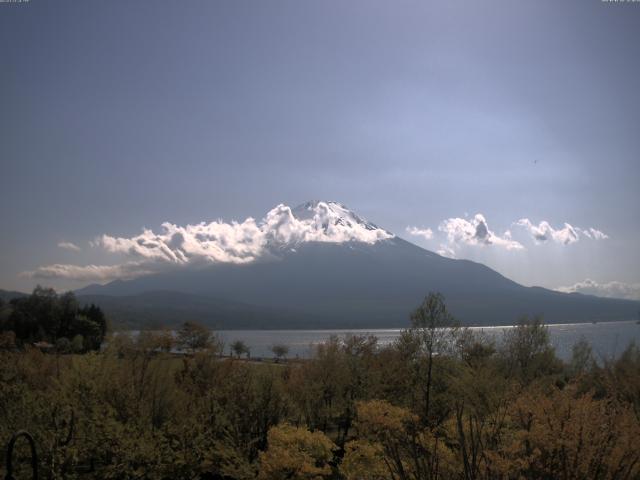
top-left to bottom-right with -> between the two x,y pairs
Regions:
291,200 -> 389,234
264,201 -> 393,247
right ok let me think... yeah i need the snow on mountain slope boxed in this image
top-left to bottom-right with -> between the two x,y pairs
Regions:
287,200 -> 392,242
292,200 -> 389,233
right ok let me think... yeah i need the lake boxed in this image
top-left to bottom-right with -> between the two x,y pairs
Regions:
214,320 -> 640,361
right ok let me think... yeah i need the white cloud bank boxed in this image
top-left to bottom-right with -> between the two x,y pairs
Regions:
24,262 -> 155,282
556,279 -> 640,301
407,214 -> 522,257
516,219 -> 608,245
405,226 -> 433,240
436,243 -> 456,259
577,227 -> 609,240
58,241 -> 81,252
406,214 -> 609,258
26,202 -> 393,282
438,214 -> 524,251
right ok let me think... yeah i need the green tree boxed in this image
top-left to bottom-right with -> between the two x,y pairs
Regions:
568,336 -> 595,377
71,334 -> 84,353
231,339 -> 250,358
271,344 -> 289,362
55,336 -> 72,353
500,315 -> 561,384
3,287 -> 106,350
70,315 -> 103,351
79,303 -> 108,338
176,321 -> 213,352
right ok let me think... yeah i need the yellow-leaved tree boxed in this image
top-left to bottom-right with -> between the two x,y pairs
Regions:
490,385 -> 640,479
258,423 -> 336,480
342,399 -> 459,480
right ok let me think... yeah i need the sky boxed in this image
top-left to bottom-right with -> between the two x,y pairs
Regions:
1,0 -> 639,299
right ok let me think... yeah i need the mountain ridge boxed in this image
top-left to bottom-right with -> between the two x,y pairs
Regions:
72,234 -> 639,328
6,201 -> 640,329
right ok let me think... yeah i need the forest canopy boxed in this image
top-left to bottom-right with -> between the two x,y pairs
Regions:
0,286 -> 107,352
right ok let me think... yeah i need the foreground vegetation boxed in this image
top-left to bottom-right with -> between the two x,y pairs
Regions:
1,293 -> 640,479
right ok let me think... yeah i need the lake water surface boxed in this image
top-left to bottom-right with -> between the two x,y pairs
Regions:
215,321 -> 640,361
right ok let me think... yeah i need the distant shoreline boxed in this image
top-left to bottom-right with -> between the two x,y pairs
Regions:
115,318 -> 640,332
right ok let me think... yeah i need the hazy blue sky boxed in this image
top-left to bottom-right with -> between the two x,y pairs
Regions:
1,0 -> 639,297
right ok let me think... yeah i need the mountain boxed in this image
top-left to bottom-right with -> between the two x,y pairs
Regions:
76,291 -> 325,330
0,289 -> 28,302
75,201 -> 640,329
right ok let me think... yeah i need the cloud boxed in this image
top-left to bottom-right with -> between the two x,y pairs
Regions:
95,202 -> 392,265
406,226 -> 434,240
96,219 -> 264,265
516,219 -> 607,245
23,262 -> 156,282
577,227 -> 609,240
556,279 -> 640,301
27,202 -> 393,282
406,213 -> 608,260
438,214 -> 524,251
436,244 -> 456,258
58,241 -> 81,252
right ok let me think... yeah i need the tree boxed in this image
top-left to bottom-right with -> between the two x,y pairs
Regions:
2,288 -> 107,350
231,339 -> 250,358
340,440 -> 388,480
500,315 -> 561,384
136,329 -> 175,354
494,385 -> 640,479
0,330 -> 16,350
176,321 -> 212,352
258,424 -> 335,480
71,334 -> 84,353
0,297 -> 11,331
155,327 -> 175,353
80,303 -> 108,338
288,336 -> 348,433
271,344 -> 289,362
603,342 -> 640,418
55,337 -> 72,353
457,329 -> 496,369
57,291 -> 79,339
344,400 -> 458,479
70,315 -> 103,351
409,292 -> 459,422
568,336 -> 594,377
